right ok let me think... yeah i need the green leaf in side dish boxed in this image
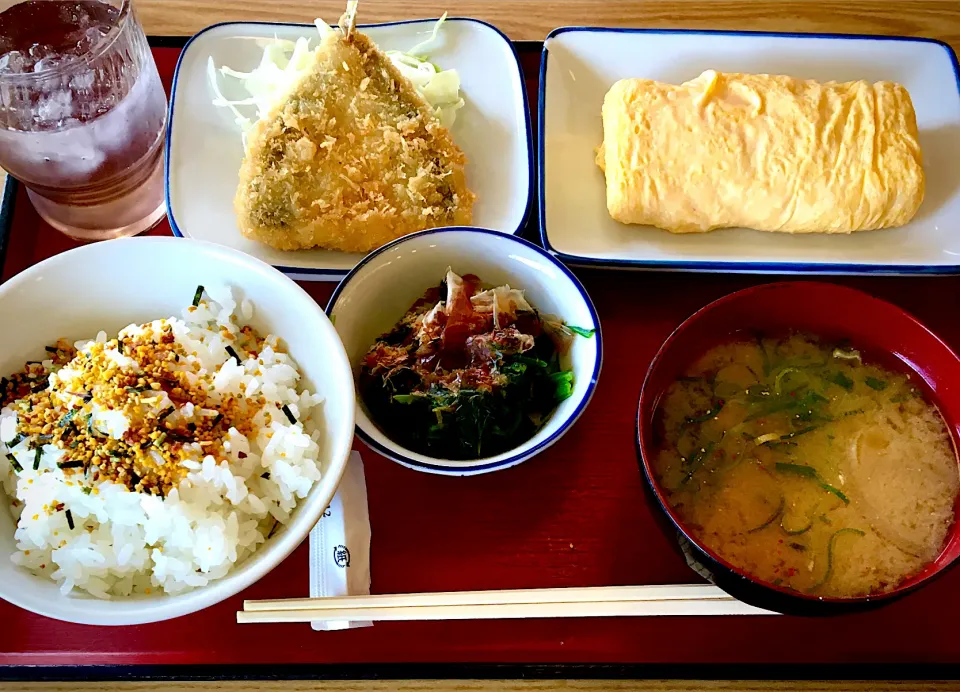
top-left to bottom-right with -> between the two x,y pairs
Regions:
391,394 -> 421,405
550,370 -> 575,401
566,325 -> 596,338
864,376 -> 888,391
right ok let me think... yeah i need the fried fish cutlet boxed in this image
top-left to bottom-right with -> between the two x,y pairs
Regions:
234,28 -> 476,253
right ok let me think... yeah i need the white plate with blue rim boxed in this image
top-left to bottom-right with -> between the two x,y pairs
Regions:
166,18 -> 533,281
539,27 -> 960,275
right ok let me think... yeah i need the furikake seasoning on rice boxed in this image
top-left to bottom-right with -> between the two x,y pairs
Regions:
0,286 -> 325,598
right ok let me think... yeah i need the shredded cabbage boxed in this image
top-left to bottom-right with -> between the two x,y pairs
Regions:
209,13 -> 464,146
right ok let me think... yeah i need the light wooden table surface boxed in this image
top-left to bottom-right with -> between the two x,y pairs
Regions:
6,0 -> 960,690
137,0 -> 960,49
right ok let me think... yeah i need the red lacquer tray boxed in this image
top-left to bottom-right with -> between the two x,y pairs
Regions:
3,39 -> 960,677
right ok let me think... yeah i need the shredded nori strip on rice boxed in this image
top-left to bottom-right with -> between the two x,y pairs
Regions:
166,431 -> 194,443
58,409 -> 79,428
192,285 -> 205,307
33,448 -> 41,471
58,460 -> 84,469
7,454 -> 22,473
65,510 -> 74,530
86,415 -> 104,438
225,345 -> 241,364
281,404 -> 297,424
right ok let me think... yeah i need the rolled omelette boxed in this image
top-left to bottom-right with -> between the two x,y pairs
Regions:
595,70 -> 925,234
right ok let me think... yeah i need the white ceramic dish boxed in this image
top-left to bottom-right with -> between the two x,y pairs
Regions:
166,18 -> 533,281
540,28 -> 960,274
328,227 -> 602,476
0,237 -> 355,625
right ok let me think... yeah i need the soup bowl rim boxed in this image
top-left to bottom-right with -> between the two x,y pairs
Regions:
636,280 -> 960,608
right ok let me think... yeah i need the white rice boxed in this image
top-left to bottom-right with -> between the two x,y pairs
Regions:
0,287 -> 324,598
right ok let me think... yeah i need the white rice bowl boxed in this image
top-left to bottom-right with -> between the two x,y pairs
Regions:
0,238 -> 354,625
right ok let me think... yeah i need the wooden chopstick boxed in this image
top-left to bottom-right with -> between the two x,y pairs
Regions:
238,584 -> 776,624
237,598 -> 772,624
243,583 -> 731,612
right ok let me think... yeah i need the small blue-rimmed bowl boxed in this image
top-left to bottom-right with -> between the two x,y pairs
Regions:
327,227 -> 602,476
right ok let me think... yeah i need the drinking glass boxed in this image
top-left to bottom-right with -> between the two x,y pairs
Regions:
0,0 -> 168,240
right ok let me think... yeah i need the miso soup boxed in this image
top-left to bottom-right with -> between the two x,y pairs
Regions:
653,333 -> 959,598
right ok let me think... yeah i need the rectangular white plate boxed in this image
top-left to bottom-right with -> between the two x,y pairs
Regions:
166,18 -> 533,281
539,28 -> 960,274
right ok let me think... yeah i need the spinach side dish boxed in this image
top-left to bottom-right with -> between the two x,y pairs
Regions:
359,269 -> 594,459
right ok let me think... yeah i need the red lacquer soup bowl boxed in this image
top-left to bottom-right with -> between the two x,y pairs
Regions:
636,282 -> 960,615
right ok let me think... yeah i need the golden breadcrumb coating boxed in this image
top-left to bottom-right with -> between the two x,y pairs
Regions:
235,30 -> 475,253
